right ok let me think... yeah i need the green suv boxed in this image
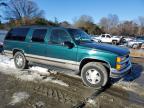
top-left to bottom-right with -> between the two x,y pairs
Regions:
3,26 -> 131,89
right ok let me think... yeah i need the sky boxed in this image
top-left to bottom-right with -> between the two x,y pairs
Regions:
34,0 -> 144,24
0,0 -> 144,23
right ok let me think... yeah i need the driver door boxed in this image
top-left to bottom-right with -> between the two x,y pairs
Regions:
46,28 -> 78,70
106,35 -> 112,43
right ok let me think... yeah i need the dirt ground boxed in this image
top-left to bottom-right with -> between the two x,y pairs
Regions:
0,74 -> 144,108
0,55 -> 144,108
130,49 -> 144,57
0,68 -> 144,108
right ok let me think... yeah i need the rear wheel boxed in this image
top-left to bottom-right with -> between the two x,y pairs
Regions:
14,52 -> 28,69
81,62 -> 108,89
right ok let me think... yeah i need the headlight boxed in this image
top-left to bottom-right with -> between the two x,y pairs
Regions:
116,57 -> 122,62
116,56 -> 126,62
116,56 -> 126,70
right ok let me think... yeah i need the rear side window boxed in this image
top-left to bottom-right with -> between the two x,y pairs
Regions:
31,29 -> 47,43
5,28 -> 29,41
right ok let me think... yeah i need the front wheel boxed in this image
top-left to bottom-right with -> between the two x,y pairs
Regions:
132,44 -> 139,49
112,40 -> 118,45
14,52 -> 28,69
81,62 -> 108,89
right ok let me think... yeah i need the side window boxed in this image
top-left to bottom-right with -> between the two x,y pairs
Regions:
101,35 -> 105,38
106,35 -> 111,38
50,29 -> 71,44
5,28 -> 29,41
31,29 -> 47,43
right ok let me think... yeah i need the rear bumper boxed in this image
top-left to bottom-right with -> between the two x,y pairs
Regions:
110,62 -> 132,78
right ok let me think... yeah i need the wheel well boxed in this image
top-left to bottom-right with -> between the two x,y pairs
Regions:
79,59 -> 110,75
13,49 -> 23,56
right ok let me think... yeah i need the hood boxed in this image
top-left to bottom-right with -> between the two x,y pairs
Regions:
78,42 -> 129,56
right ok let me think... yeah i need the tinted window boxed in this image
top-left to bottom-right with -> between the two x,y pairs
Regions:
5,28 -> 29,41
101,35 -> 105,37
32,29 -> 47,42
106,35 -> 111,38
50,29 -> 71,44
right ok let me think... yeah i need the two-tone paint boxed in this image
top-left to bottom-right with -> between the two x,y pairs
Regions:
4,26 -> 131,77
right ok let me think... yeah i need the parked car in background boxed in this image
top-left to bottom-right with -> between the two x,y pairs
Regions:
127,36 -> 144,48
3,26 -> 131,89
95,34 -> 122,45
0,30 -> 8,52
91,36 -> 101,43
123,37 -> 134,42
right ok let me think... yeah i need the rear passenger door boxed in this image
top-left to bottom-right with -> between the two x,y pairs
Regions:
26,29 -> 47,57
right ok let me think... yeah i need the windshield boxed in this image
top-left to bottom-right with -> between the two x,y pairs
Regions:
68,29 -> 92,43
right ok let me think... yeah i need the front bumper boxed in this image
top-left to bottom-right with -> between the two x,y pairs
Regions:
110,60 -> 132,78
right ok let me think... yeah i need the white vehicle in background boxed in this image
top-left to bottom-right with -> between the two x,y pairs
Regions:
91,35 -> 101,43
123,37 -> 134,42
127,36 -> 144,48
95,34 -> 122,45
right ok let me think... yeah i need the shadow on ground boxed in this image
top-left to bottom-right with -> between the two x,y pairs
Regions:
111,63 -> 143,84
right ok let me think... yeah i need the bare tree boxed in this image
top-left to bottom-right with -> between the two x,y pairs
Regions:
0,0 -> 8,21
137,16 -> 144,35
138,16 -> 144,27
3,0 -> 44,21
74,15 -> 104,34
99,17 -> 110,33
117,21 -> 138,36
99,14 -> 119,34
59,21 -> 72,28
108,14 -> 119,28
78,15 -> 94,23
74,15 -> 94,27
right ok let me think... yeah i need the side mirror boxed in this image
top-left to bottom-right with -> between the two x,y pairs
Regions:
64,41 -> 74,49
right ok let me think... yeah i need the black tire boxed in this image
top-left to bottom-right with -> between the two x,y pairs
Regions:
132,44 -> 139,49
98,40 -> 101,43
14,51 -> 28,69
81,62 -> 108,89
112,40 -> 117,45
